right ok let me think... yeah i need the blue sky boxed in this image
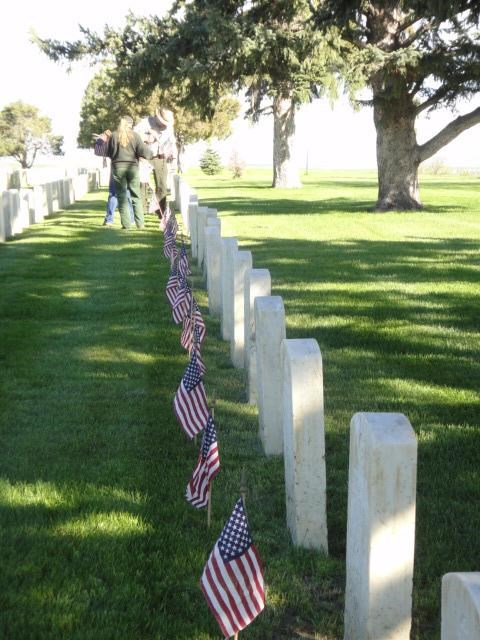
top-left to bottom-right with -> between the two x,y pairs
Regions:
3,1 -> 479,169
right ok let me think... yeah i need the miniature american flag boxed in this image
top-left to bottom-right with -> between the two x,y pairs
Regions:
173,351 -> 209,439
178,242 -> 191,279
180,301 -> 206,352
172,277 -> 192,324
163,229 -> 176,260
166,262 -> 179,306
185,415 -> 220,508
200,498 -> 265,638
165,210 -> 178,237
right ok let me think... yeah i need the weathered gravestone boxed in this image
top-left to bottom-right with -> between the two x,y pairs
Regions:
205,222 -> 222,316
231,250 -> 252,368
254,296 -> 286,455
441,572 -> 480,640
203,214 -> 220,280
244,269 -> 271,404
282,338 -> 328,551
344,412 -> 417,640
189,201 -> 199,259
220,238 -> 238,341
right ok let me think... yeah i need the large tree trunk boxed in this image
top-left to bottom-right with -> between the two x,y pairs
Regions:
374,93 -> 421,210
272,93 -> 301,188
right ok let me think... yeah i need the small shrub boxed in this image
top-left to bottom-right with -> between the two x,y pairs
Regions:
199,147 -> 223,175
228,150 -> 246,179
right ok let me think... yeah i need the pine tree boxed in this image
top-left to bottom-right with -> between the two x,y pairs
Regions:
310,0 -> 480,209
199,147 -> 223,175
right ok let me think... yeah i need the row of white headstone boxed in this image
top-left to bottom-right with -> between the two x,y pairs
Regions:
0,170 -> 100,243
173,174 -> 479,640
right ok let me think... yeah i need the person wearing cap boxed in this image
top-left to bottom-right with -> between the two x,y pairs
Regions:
104,116 -> 153,230
134,108 -> 177,218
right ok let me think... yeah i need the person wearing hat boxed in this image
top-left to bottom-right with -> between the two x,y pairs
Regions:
105,115 -> 153,230
134,107 -> 177,218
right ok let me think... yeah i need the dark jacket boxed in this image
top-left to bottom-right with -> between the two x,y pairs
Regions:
107,131 -> 153,164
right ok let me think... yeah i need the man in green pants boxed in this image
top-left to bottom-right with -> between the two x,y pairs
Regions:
134,108 -> 177,218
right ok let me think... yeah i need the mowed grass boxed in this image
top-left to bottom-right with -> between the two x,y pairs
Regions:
185,168 -> 480,639
0,169 -> 478,639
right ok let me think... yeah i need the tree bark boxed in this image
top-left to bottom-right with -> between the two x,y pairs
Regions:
374,91 -> 421,210
272,93 -> 301,188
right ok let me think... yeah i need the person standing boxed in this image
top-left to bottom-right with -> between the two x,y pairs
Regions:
103,116 -> 153,230
102,170 -> 134,226
134,108 -> 176,218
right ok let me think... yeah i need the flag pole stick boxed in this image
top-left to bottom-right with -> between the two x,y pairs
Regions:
207,393 -> 216,529
207,484 -> 212,529
189,281 -> 199,446
240,466 -> 247,512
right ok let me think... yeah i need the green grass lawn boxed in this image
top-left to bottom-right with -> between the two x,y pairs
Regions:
0,170 -> 479,639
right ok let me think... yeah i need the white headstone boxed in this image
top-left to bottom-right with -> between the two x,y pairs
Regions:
9,190 -> 22,235
203,216 -> 221,278
282,338 -> 328,551
344,412 -> 417,640
19,189 -> 32,229
441,573 -> 480,640
231,250 -> 252,368
254,296 -> 286,455
173,173 -> 180,210
205,223 -> 222,316
198,208 -> 217,270
3,192 -> 12,238
57,179 -> 65,209
179,179 -> 191,231
245,269 -> 271,403
73,174 -> 88,200
33,185 -> 48,222
0,191 -> 8,242
52,181 -> 60,211
196,206 -> 209,265
202,214 -> 222,282
185,192 -> 198,237
220,238 -> 238,341
189,202 -> 199,259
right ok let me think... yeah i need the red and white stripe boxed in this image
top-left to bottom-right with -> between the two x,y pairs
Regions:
173,380 -> 209,439
185,443 -> 220,508
200,543 -> 265,638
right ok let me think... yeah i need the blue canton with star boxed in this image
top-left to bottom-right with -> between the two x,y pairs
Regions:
201,416 -> 216,458
183,352 -> 203,391
218,499 -> 253,562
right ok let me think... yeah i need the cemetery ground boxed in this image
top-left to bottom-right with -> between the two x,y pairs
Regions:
0,169 -> 479,639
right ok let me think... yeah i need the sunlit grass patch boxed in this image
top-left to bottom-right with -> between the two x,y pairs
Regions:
0,175 -> 479,639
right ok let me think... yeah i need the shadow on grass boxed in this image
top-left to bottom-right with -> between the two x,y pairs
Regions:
1,195 -> 479,639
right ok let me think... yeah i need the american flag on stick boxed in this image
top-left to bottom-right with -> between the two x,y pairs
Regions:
185,415 -> 220,508
163,230 -> 177,260
180,300 -> 206,352
168,213 -> 179,237
173,351 -> 209,439
178,241 -> 191,279
163,207 -> 178,237
166,261 -> 179,307
172,276 -> 192,324
200,498 -> 265,638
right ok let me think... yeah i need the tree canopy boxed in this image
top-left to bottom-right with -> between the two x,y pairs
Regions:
309,0 -> 480,207
77,65 -> 240,171
35,1 -> 480,204
35,1 -> 342,187
0,101 -> 64,169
